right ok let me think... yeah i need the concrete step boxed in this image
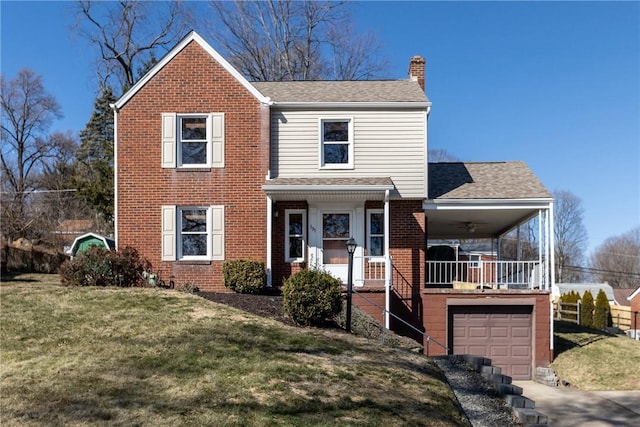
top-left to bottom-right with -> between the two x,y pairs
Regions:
482,372 -> 512,385
479,364 -> 502,375
459,354 -> 492,370
497,382 -> 523,396
504,393 -> 535,409
514,407 -> 549,425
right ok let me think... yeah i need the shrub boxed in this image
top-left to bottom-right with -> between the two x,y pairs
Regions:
580,290 -> 594,328
59,246 -> 150,287
282,268 -> 342,326
593,289 -> 611,330
222,259 -> 266,294
560,291 -> 581,322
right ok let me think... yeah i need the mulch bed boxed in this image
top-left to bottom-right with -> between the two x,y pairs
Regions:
196,291 -> 296,326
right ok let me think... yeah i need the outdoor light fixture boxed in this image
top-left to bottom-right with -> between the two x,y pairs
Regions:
346,237 -> 357,333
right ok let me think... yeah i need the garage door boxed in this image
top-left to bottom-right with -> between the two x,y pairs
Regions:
451,305 -> 533,380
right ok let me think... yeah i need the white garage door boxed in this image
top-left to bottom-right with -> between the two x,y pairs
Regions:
451,305 -> 533,380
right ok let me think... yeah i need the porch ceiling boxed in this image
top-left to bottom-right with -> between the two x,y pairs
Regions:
424,199 -> 552,239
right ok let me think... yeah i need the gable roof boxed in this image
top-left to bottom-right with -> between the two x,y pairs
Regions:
252,80 -> 429,105
113,31 -> 271,110
612,288 -> 635,306
429,161 -> 552,200
628,286 -> 640,302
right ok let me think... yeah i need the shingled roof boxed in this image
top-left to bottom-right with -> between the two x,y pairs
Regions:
429,161 -> 551,200
252,80 -> 429,103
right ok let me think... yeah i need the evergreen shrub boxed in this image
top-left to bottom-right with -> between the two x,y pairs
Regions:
580,290 -> 594,328
594,289 -> 612,330
222,259 -> 266,294
282,268 -> 342,326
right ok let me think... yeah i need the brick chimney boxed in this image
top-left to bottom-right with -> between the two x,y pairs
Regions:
408,55 -> 426,92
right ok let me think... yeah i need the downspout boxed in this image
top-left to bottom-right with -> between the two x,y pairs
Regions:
266,194 -> 273,287
384,189 -> 391,330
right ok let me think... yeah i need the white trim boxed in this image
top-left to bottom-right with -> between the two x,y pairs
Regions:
285,209 -> 307,263
266,197 -> 273,287
177,206 -> 211,261
271,101 -> 432,109
263,184 -> 394,192
114,31 -> 271,110
113,108 -> 118,247
424,198 -> 554,210
628,286 -> 640,301
366,209 -> 385,260
318,117 -> 354,170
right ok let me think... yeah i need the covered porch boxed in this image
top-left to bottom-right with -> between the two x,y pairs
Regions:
424,162 -> 555,291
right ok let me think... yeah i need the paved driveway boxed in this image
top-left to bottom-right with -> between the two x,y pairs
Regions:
514,381 -> 640,427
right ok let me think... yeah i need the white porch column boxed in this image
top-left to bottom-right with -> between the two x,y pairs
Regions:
384,190 -> 390,329
548,200 -> 555,354
266,196 -> 273,287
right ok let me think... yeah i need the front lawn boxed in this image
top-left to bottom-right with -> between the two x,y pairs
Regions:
0,274 -> 468,426
552,321 -> 640,391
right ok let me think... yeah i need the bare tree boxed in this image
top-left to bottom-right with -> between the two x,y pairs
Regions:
76,0 -> 191,93
206,0 -> 389,81
428,148 -> 460,163
553,190 -> 588,283
1,69 -> 63,240
590,227 -> 640,288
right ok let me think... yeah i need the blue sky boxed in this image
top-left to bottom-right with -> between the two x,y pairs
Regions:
2,1 -> 639,255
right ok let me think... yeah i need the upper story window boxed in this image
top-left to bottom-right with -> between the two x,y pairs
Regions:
320,118 -> 353,169
180,116 -> 208,165
367,210 -> 385,258
161,113 -> 225,169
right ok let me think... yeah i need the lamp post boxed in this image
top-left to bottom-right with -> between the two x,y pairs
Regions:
346,237 -> 357,333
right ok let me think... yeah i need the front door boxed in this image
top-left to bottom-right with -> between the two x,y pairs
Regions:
321,212 -> 351,282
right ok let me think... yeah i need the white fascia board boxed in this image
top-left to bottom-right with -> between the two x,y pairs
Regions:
114,31 -> 271,110
270,101 -> 432,109
628,286 -> 640,301
423,198 -> 554,210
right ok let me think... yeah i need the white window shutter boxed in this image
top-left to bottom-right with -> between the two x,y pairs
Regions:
210,205 -> 225,260
161,113 -> 176,168
161,206 -> 176,261
209,113 -> 224,168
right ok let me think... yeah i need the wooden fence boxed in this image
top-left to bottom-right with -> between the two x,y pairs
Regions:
554,301 -> 639,330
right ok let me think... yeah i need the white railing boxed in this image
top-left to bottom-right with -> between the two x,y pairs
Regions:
425,260 -> 545,290
355,255 -> 390,287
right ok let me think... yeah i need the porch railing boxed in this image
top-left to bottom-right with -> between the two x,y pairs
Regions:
355,255 -> 391,287
425,260 -> 544,290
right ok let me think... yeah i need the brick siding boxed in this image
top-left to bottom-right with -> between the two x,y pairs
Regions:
116,41 -> 269,291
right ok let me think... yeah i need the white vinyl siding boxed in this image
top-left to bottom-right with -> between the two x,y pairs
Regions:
270,109 -> 427,198
161,113 -> 224,168
161,205 -> 225,261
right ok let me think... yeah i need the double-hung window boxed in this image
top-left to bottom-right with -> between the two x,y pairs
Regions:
179,116 -> 208,166
161,113 -> 224,168
320,118 -> 353,169
161,205 -> 225,261
367,210 -> 385,259
285,210 -> 306,262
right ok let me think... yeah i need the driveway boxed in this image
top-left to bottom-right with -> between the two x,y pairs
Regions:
514,381 -> 640,427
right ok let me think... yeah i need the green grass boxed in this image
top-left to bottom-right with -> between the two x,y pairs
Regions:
0,274 -> 468,426
552,321 -> 640,391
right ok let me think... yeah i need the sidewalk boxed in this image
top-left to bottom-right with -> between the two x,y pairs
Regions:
514,381 -> 640,427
